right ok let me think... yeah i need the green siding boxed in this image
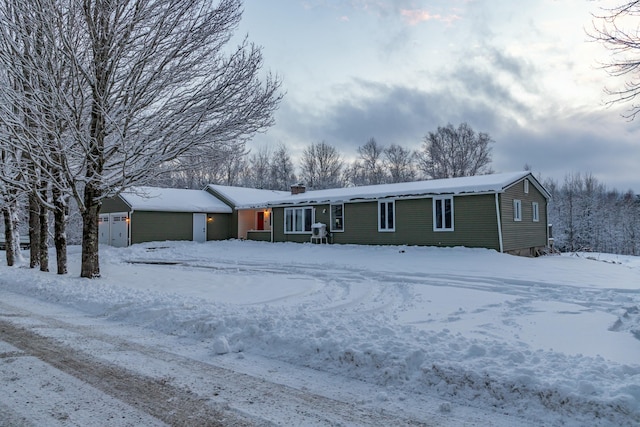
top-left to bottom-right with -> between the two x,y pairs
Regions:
129,211 -> 231,244
500,179 -> 548,252
231,210 -> 239,239
271,194 -> 500,249
100,196 -> 130,213
205,188 -> 239,239
207,214 -> 231,241
428,195 -> 500,250
130,211 -> 192,244
247,231 -> 271,241
272,208 -> 309,243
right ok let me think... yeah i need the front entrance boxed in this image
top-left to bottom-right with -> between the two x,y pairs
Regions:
256,211 -> 265,230
192,213 -> 207,243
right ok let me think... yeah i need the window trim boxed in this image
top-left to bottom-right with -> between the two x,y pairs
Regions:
513,199 -> 522,222
284,206 -> 314,234
532,202 -> 539,222
524,179 -> 529,194
330,203 -> 344,232
433,196 -> 454,232
378,200 -> 395,232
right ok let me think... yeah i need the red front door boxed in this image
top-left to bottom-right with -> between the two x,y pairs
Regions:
256,211 -> 265,230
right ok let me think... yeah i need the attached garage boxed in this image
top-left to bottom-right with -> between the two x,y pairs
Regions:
100,187 -> 233,246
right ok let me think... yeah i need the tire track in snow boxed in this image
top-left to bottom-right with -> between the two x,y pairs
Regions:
0,317 -> 239,427
168,256 -> 640,328
0,300 -> 437,426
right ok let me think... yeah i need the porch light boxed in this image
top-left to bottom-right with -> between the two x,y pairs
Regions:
207,216 -> 214,223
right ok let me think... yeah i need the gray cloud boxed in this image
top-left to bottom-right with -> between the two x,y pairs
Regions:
255,77 -> 640,192
269,78 -> 515,153
493,111 -> 640,192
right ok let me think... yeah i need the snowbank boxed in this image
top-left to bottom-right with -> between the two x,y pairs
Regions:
1,240 -> 639,426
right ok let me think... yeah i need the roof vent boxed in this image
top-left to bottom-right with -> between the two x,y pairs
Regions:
291,183 -> 306,195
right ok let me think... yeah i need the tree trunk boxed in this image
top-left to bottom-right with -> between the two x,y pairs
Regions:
39,186 -> 49,272
28,193 -> 40,268
3,206 -> 15,267
81,183 -> 101,278
53,185 -> 68,275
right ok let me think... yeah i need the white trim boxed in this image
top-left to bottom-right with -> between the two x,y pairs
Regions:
532,202 -> 540,222
546,204 -> 550,247
433,196 -> 454,232
378,200 -> 395,232
330,203 -> 344,232
513,199 -> 522,222
495,194 -> 503,253
264,191 -> 499,209
284,206 -> 314,234
502,174 -> 551,200
524,179 -> 529,194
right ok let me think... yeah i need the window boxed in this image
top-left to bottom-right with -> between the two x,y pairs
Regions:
532,202 -> 539,222
330,204 -> 344,232
433,196 -> 454,231
285,207 -> 313,233
513,199 -> 522,222
378,200 -> 395,231
524,179 -> 529,194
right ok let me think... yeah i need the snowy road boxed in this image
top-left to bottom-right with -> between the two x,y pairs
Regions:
1,240 -> 639,426
0,295 -> 524,426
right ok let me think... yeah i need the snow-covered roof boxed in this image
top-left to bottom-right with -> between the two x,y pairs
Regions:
206,184 -> 289,207
120,187 -> 232,213
234,171 -> 545,209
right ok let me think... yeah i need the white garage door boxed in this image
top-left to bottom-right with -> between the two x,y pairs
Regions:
98,214 -> 109,245
109,212 -> 129,247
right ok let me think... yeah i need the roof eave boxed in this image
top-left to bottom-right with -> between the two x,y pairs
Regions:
236,189 -> 501,209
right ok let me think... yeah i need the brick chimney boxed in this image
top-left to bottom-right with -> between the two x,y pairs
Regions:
290,183 -> 306,195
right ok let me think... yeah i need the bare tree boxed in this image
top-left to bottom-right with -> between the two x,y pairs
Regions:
0,141 -> 23,266
0,3 -> 45,270
356,138 -> 386,185
268,144 -> 296,191
299,141 -> 344,190
343,160 -> 367,187
0,0 -> 282,277
384,144 -> 416,183
545,172 -> 640,255
590,2 -> 640,119
215,145 -> 250,186
246,146 -> 272,189
416,122 -> 493,179
153,143 -> 250,189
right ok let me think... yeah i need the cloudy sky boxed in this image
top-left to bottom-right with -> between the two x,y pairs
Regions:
236,0 -> 640,192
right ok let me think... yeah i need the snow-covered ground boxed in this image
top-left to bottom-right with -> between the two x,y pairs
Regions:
1,240 -> 639,426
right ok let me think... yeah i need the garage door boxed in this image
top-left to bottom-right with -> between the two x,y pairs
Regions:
98,214 -> 109,245
109,212 -> 129,247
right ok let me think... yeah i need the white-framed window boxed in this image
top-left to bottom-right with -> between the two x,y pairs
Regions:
285,207 -> 313,233
532,202 -> 539,222
330,203 -> 344,232
433,196 -> 454,231
513,199 -> 522,222
524,179 -> 529,194
378,200 -> 395,232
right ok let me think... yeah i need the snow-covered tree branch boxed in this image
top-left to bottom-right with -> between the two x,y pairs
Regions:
0,0 -> 282,277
